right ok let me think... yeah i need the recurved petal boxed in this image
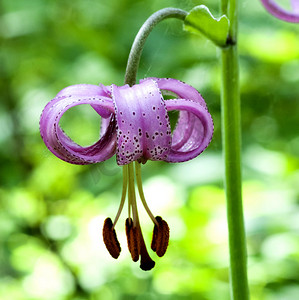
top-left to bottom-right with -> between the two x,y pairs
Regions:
112,79 -> 172,165
165,99 -> 214,162
148,78 -> 209,151
292,0 -> 299,13
260,0 -> 299,22
40,94 -> 117,164
56,84 -> 112,118
150,77 -> 207,107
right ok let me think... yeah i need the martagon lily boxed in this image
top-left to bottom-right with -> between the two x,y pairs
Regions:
40,77 -> 214,270
260,0 -> 299,22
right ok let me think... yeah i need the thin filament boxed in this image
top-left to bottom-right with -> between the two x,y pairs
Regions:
135,161 -> 158,226
112,165 -> 128,229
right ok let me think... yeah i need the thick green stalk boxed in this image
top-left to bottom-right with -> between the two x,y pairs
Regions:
220,0 -> 249,299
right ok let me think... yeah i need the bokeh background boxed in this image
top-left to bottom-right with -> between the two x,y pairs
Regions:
1,0 -> 299,299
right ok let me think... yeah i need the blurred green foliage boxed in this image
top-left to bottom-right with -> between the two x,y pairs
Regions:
1,0 -> 299,299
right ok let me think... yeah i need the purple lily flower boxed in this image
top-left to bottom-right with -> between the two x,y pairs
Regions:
40,77 -> 214,270
260,0 -> 299,22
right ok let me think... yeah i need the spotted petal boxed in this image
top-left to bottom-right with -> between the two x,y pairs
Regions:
148,78 -> 205,151
148,78 -> 213,162
40,94 -> 117,164
112,79 -> 172,165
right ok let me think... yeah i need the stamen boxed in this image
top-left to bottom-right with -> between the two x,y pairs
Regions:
151,216 -> 170,257
103,162 -> 166,270
135,161 -> 159,226
112,165 -> 128,229
103,217 -> 121,259
128,162 -> 155,270
125,218 -> 140,262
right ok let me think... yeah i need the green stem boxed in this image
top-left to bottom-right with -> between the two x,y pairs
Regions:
124,7 -> 187,86
220,1 -> 249,299
221,0 -> 229,15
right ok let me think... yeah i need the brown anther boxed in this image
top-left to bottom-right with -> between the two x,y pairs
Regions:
151,216 -> 170,257
102,218 -> 121,259
125,218 -> 140,262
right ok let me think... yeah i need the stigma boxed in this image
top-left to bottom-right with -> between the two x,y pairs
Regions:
102,162 -> 169,271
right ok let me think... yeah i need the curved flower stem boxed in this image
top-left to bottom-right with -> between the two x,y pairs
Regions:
220,1 -> 249,299
124,7 -> 187,86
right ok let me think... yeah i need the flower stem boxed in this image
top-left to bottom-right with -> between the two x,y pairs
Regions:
220,0 -> 249,299
124,7 -> 187,86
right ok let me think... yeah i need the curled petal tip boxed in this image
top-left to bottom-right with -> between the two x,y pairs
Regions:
39,93 -> 116,164
164,99 -> 214,163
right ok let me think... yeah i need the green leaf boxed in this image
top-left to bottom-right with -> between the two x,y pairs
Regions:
184,5 -> 230,47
